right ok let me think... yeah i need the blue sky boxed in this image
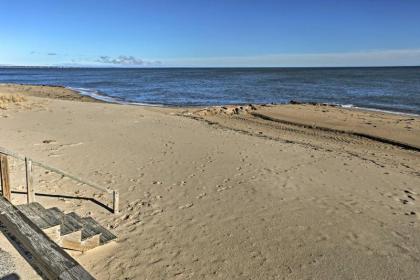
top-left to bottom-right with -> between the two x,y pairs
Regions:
1,0 -> 420,67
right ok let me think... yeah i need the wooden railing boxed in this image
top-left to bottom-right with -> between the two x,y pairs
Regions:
0,146 -> 119,214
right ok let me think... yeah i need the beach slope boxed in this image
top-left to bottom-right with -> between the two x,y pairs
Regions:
0,85 -> 419,279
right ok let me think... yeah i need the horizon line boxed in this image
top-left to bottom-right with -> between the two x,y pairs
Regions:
1,65 -> 420,69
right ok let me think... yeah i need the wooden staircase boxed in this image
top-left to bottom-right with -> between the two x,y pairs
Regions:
17,202 -> 116,252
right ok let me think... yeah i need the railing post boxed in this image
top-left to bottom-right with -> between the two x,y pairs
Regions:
25,157 -> 35,204
0,154 -> 11,201
113,190 -> 120,214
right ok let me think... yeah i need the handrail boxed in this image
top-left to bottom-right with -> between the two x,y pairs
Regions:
0,146 -> 119,213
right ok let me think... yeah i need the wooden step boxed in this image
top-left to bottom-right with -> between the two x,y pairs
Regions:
66,212 -> 102,251
66,212 -> 101,241
17,202 -> 60,229
48,207 -> 84,251
18,203 -> 116,252
0,197 -> 94,279
30,202 -> 62,226
48,208 -> 107,251
17,203 -> 61,240
48,207 -> 83,235
80,217 -> 117,245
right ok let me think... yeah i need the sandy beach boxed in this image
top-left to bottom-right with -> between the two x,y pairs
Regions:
1,84 -> 420,279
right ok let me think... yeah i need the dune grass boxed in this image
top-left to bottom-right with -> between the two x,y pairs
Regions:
0,94 -> 26,110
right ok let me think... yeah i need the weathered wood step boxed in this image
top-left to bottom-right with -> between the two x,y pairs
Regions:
20,202 -> 61,242
81,216 -> 117,245
66,212 -> 101,241
48,207 -> 83,236
19,203 -> 115,252
17,202 -> 60,229
0,197 -> 94,279
47,207 -> 86,251
47,208 -> 104,251
17,203 -> 50,229
17,203 -> 61,241
65,212 -> 102,251
30,202 -> 62,226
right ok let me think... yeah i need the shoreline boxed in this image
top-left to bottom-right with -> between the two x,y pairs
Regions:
74,85 -> 420,117
2,82 -> 419,117
1,83 -> 419,151
69,84 -> 420,151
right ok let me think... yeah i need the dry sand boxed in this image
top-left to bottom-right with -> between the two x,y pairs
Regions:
0,84 -> 419,279
0,83 -> 99,103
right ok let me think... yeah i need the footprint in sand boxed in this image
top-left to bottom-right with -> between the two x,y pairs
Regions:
196,192 -> 206,199
216,184 -> 232,192
179,203 -> 193,209
42,139 -> 57,144
404,190 -> 416,200
399,190 -> 417,205
404,211 -> 417,217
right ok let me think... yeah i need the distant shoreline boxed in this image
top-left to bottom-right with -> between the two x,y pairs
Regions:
1,66 -> 420,70
1,82 -> 419,117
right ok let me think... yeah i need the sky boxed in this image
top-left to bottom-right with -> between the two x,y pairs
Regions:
1,0 -> 420,67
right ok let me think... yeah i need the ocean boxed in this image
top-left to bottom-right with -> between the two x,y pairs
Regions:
0,67 -> 419,114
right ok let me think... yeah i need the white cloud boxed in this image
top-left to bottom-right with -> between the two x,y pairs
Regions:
163,49 -> 420,67
96,55 -> 161,66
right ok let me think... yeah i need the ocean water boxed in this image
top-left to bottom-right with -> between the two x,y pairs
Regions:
0,67 -> 419,114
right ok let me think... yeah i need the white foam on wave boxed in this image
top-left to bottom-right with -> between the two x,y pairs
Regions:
68,87 -> 164,107
340,104 -> 354,108
69,87 -> 420,116
349,105 -> 420,117
69,87 -> 122,103
328,103 -> 419,117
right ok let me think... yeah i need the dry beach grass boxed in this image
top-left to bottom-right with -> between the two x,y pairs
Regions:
0,93 -> 26,110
